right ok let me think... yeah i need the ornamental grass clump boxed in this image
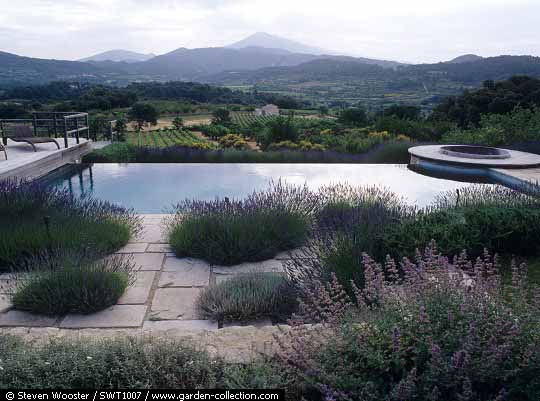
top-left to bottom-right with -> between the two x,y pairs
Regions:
276,242 -> 540,400
0,179 -> 142,271
197,272 -> 298,325
168,181 -> 318,265
8,252 -> 135,315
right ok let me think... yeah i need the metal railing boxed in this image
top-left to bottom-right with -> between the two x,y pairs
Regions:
0,111 -> 90,149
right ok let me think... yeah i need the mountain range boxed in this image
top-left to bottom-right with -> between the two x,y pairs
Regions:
0,32 -> 405,86
1,33 -> 540,109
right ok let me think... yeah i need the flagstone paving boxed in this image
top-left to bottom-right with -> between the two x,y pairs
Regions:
60,305 -> 148,328
130,252 -> 165,271
0,214 -> 293,332
150,287 -> 202,320
118,271 -> 157,304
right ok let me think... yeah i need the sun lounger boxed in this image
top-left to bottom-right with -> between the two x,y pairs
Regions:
6,125 -> 60,152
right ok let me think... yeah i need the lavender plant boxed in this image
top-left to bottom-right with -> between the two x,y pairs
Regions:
285,185 -> 414,292
6,251 -> 136,315
168,181 -> 319,265
197,272 -> 298,325
277,242 -> 540,400
0,179 -> 142,271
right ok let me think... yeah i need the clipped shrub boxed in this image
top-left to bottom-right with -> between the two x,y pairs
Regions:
277,243 -> 540,400
0,180 -> 141,271
197,272 -> 297,324
168,181 -> 317,265
0,337 -> 223,389
10,253 -> 135,315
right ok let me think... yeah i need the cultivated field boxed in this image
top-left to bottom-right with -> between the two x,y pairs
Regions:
126,129 -> 216,149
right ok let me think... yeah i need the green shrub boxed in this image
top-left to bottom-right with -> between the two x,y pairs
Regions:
441,106 -> 540,146
197,273 -> 297,324
168,182 -> 316,265
256,115 -> 299,149
204,124 -> 230,139
0,337 -> 222,389
383,186 -> 540,259
83,142 -> 413,164
218,133 -> 249,149
222,359 -> 307,400
268,140 -> 326,151
10,254 -> 134,315
84,143 -> 136,162
0,180 -> 141,271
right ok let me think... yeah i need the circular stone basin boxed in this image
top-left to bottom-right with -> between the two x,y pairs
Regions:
440,145 -> 511,160
409,145 -> 540,168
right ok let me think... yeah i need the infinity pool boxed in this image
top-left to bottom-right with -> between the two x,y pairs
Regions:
42,163 -> 486,213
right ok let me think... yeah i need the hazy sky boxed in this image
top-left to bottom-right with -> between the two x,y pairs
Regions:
0,0 -> 538,63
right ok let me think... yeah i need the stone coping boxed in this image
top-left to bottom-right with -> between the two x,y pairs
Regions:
409,145 -> 540,168
0,323 -> 295,363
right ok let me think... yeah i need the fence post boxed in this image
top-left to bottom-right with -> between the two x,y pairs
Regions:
32,114 -> 37,136
53,113 -> 59,138
86,114 -> 90,140
75,117 -> 80,144
1,122 -> 6,145
63,117 -> 68,148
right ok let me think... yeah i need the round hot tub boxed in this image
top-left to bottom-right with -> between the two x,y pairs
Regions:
439,145 -> 511,160
409,145 -> 540,168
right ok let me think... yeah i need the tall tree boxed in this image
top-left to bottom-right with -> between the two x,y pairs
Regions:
128,103 -> 159,130
212,108 -> 231,125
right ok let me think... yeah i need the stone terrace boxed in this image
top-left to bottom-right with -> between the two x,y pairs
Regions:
0,138 -> 92,181
0,215 -> 296,361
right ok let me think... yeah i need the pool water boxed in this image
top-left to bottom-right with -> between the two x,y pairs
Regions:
41,163 -> 487,213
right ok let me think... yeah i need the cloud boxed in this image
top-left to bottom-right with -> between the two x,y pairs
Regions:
0,0 -> 538,62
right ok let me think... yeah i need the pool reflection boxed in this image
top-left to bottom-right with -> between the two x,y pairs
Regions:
41,163 -> 489,213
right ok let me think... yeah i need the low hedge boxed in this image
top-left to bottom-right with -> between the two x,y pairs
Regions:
83,141 -> 414,164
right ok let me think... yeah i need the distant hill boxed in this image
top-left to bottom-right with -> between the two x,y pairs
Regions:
447,54 -> 484,64
0,51 -> 105,86
226,32 -> 330,55
206,58 -> 392,83
128,46 -> 321,79
80,49 -> 155,63
208,55 -> 540,85
409,55 -> 540,83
